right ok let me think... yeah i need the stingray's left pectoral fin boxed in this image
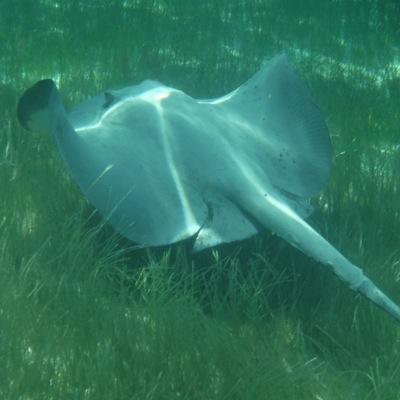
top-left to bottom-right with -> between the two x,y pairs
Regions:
17,79 -> 92,194
17,79 -> 60,134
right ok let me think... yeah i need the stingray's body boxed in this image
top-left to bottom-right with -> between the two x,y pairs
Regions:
17,54 -> 400,322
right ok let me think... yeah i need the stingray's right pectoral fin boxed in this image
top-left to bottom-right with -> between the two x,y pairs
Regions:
17,79 -> 61,134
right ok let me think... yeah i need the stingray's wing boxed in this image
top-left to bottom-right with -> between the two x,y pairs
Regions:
192,54 -> 326,251
208,53 -> 332,198
17,80 -> 208,246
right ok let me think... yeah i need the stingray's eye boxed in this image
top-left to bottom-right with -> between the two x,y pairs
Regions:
103,92 -> 116,109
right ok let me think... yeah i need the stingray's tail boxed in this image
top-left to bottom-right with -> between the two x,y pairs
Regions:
236,188 -> 400,323
356,278 -> 400,322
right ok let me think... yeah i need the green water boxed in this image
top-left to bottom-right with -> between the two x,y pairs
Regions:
1,1 -> 400,399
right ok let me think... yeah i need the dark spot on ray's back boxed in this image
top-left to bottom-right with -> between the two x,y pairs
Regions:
205,201 -> 214,222
103,92 -> 115,109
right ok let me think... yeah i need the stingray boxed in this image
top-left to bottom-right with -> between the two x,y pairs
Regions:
17,54 -> 400,322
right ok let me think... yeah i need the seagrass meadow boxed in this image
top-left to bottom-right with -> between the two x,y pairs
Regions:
1,1 -> 400,398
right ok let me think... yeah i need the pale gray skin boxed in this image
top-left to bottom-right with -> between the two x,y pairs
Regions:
17,54 -> 400,322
